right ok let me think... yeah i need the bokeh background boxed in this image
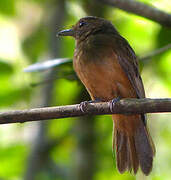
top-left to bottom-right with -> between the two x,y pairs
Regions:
0,0 -> 171,179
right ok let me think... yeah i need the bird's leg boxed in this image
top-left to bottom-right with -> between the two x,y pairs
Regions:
79,98 -> 102,113
109,97 -> 121,113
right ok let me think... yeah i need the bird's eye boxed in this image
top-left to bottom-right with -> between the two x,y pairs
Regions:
79,21 -> 87,28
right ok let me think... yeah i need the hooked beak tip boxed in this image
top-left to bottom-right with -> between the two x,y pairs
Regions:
56,29 -> 74,37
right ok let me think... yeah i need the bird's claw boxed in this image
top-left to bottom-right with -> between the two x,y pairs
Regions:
79,99 -> 102,113
79,101 -> 90,113
109,97 -> 120,113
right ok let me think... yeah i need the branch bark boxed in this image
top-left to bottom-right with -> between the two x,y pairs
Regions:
1,98 -> 171,124
99,0 -> 171,27
139,43 -> 171,61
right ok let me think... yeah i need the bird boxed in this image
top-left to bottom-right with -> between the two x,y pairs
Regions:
57,16 -> 155,175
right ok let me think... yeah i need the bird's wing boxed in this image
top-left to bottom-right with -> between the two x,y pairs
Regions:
112,36 -> 145,99
112,35 -> 146,125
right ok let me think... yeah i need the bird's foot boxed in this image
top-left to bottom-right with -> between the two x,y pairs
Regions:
109,97 -> 121,113
79,99 -> 102,113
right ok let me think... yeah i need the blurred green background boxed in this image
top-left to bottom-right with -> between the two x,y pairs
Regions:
0,0 -> 171,179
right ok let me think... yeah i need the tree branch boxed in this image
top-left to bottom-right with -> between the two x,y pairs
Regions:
1,98 -> 171,124
140,43 -> 171,61
99,0 -> 171,27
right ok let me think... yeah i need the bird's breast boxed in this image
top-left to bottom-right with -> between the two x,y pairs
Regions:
73,44 -> 136,100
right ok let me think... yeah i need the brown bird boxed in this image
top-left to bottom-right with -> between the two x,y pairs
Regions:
57,16 -> 155,175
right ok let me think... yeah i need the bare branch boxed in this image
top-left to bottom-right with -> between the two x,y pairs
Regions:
140,43 -> 171,61
99,0 -> 171,27
1,98 -> 171,124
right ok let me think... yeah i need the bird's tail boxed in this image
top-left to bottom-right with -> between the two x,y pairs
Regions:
112,114 -> 155,175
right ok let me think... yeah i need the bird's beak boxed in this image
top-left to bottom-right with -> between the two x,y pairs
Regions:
57,29 -> 75,37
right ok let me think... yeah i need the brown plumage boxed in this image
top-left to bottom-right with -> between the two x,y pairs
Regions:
57,16 -> 155,175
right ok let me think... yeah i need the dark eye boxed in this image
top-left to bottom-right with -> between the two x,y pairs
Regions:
79,21 -> 87,28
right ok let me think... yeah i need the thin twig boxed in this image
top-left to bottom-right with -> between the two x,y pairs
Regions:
140,43 -> 171,61
99,0 -> 171,27
1,98 -> 171,124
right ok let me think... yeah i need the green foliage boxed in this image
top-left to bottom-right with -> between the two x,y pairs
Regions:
22,25 -> 48,63
152,27 -> 171,91
0,60 -> 13,75
0,0 -> 16,16
0,144 -> 28,179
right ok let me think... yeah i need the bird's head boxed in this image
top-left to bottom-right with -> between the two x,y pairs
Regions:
57,16 -> 117,41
